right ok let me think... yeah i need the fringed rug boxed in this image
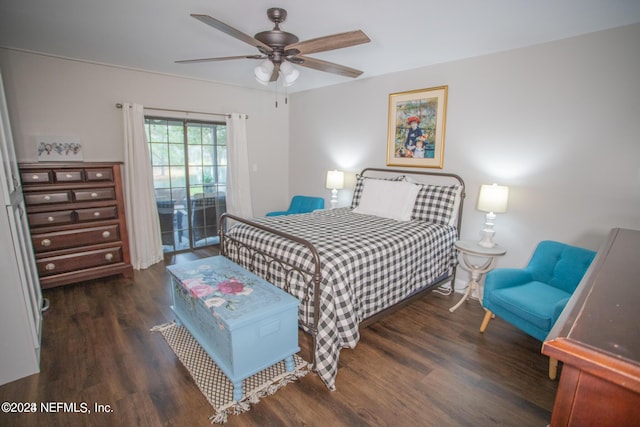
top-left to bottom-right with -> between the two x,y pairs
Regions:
151,322 -> 309,424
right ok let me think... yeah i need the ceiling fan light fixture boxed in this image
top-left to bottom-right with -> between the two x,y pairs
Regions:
280,61 -> 299,86
255,76 -> 270,86
254,59 -> 274,84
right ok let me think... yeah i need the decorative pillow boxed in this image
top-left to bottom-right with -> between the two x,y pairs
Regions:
411,184 -> 461,226
350,174 -> 405,208
353,179 -> 420,221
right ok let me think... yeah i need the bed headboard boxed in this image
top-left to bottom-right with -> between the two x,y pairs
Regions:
359,167 -> 466,233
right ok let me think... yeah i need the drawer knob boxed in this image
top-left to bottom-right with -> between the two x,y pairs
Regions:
44,195 -> 51,201
105,253 -> 114,262
102,231 -> 111,238
41,239 -> 51,247
32,174 -> 40,180
91,192 -> 98,197
47,216 -> 55,222
45,263 -> 56,271
93,212 -> 101,217
96,173 -> 103,178
65,174 -> 72,178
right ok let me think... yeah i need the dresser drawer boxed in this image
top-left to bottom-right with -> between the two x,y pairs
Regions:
76,206 -> 117,222
24,191 -> 71,205
54,169 -> 83,182
37,246 -> 123,277
32,224 -> 120,253
21,171 -> 52,185
86,168 -> 113,181
28,210 -> 74,227
73,188 -> 115,202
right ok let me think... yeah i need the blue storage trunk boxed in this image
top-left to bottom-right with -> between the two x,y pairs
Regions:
167,256 -> 299,400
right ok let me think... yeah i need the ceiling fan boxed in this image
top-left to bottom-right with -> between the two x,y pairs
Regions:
176,8 -> 370,86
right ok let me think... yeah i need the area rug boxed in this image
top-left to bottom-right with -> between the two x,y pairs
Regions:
151,322 -> 309,424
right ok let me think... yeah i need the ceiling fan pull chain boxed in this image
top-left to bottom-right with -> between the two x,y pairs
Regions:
284,79 -> 289,105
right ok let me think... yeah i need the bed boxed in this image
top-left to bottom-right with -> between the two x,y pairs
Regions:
219,168 -> 465,390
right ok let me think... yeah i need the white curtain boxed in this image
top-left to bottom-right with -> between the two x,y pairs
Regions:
122,102 -> 163,269
225,113 -> 254,218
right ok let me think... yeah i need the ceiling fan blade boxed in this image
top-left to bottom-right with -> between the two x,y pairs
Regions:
270,63 -> 280,82
295,56 -> 364,78
287,30 -> 370,55
191,14 -> 273,53
175,55 -> 264,64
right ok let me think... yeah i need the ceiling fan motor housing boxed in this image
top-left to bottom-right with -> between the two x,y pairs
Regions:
254,30 -> 299,48
254,7 -> 299,63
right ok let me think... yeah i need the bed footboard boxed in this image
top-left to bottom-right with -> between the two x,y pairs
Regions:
219,213 -> 322,367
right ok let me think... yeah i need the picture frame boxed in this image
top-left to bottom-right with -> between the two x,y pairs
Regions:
36,136 -> 83,161
386,85 -> 448,168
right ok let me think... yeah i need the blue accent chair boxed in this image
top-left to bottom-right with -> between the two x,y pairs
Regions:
480,240 -> 596,379
265,196 -> 325,217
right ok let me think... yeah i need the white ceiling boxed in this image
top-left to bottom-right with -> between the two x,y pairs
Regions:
1,0 -> 640,93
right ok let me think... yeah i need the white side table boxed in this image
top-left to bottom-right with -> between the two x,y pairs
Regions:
449,240 -> 506,313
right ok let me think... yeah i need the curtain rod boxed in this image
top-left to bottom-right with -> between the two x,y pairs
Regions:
115,103 -> 247,119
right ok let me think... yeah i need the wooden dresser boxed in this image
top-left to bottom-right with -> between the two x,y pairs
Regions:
542,228 -> 640,426
19,162 -> 133,289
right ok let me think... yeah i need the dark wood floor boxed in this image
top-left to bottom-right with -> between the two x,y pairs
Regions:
0,247 -> 558,426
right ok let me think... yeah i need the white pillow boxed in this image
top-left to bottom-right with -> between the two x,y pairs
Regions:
353,179 -> 420,221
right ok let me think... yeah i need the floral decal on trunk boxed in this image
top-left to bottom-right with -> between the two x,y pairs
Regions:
180,274 -> 253,312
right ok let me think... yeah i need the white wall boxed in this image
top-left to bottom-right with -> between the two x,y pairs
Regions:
0,49 -> 290,216
2,24 -> 639,273
289,23 -> 640,274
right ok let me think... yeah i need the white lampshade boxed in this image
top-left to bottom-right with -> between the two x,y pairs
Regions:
254,60 -> 274,85
325,170 -> 344,190
280,61 -> 300,87
477,184 -> 509,214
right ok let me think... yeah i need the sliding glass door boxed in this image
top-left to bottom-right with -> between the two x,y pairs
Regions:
145,117 -> 227,253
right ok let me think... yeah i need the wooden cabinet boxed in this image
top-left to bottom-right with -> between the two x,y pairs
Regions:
542,228 -> 640,426
19,162 -> 133,289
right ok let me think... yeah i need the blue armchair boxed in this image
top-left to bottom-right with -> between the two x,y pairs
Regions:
480,240 -> 596,379
266,195 -> 324,217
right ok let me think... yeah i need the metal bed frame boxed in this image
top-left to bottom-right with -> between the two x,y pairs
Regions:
219,167 -> 465,369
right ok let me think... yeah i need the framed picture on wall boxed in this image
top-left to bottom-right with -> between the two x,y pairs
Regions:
386,85 -> 448,168
36,136 -> 83,161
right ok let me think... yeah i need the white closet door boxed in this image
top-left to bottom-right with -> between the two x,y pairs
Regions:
0,69 -> 20,204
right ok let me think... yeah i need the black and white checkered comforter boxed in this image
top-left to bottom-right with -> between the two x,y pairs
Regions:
225,208 -> 458,390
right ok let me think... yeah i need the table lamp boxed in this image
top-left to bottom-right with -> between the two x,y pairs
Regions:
325,170 -> 344,209
477,183 -> 509,248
